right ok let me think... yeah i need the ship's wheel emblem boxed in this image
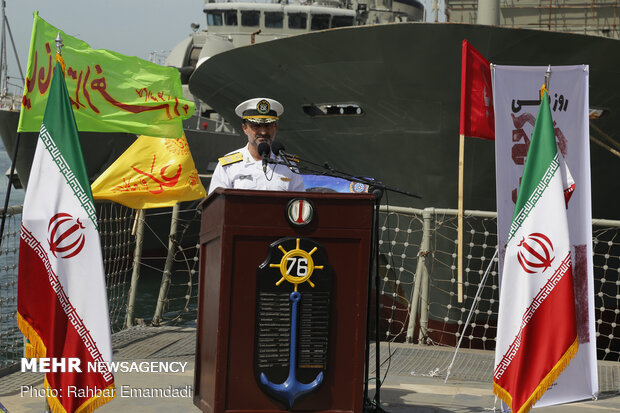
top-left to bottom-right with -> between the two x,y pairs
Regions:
270,238 -> 323,291
517,232 -> 554,274
48,213 -> 86,259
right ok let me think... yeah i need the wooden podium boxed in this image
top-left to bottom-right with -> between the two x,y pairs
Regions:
194,189 -> 374,413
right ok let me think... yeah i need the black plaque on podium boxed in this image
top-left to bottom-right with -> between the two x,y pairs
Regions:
254,237 -> 333,408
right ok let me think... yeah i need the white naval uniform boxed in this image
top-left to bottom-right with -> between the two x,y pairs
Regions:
208,144 -> 305,195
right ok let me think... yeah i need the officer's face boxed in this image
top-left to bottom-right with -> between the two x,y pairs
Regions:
243,121 -> 278,148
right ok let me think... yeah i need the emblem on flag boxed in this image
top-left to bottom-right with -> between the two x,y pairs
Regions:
47,213 -> 86,259
516,233 -> 554,274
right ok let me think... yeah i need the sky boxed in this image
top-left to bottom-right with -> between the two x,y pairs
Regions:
3,0 -> 445,92
3,0 -> 205,87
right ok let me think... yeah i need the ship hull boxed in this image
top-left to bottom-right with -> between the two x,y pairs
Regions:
0,109 -> 246,190
188,22 -> 620,219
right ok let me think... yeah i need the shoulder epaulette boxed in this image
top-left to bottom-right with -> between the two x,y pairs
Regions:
218,152 -> 243,166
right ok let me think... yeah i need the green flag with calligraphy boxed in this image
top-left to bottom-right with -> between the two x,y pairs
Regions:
18,12 -> 194,138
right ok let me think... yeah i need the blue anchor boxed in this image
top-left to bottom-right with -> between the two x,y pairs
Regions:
260,291 -> 324,408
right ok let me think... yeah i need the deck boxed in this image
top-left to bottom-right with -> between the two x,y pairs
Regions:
1,326 -> 619,412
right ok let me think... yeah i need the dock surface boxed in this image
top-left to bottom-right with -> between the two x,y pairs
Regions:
1,326 -> 619,412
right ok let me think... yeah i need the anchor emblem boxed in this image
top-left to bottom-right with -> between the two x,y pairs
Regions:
256,237 -> 332,409
260,291 -> 324,408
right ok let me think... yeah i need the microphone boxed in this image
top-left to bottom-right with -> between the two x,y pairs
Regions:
271,142 -> 296,171
270,142 -> 286,157
258,142 -> 271,174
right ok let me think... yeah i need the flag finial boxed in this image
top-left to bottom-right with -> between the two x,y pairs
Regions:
544,65 -> 552,90
55,32 -> 63,55
55,33 -> 66,74
540,65 -> 552,100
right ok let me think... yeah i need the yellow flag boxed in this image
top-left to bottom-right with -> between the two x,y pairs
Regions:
91,134 -> 206,209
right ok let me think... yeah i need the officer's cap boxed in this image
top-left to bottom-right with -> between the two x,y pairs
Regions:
235,98 -> 283,124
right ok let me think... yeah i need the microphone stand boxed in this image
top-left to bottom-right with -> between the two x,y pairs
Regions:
269,153 -> 421,199
268,154 -> 421,412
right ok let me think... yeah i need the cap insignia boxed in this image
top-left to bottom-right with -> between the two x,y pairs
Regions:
257,99 -> 271,115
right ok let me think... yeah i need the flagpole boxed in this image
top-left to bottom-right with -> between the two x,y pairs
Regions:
457,133 -> 464,303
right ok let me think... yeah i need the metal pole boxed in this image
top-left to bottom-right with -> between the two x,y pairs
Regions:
152,203 -> 180,326
372,195 -> 382,405
363,193 -> 379,405
417,208 -> 432,342
406,207 -> 433,342
125,210 -> 145,328
5,13 -> 24,83
476,0 -> 500,25
1,0 -> 7,97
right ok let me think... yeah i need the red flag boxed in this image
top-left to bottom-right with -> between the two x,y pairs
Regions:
460,39 -> 495,140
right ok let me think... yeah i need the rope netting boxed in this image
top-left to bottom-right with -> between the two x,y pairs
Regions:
140,203 -> 201,327
0,206 -> 22,370
97,202 -> 136,333
2,201 -> 619,371
376,206 -> 620,361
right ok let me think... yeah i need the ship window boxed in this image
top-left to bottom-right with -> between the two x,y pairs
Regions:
265,12 -> 284,28
225,10 -> 238,26
241,10 -> 260,27
302,103 -> 364,117
311,14 -> 330,30
207,11 -> 224,26
288,13 -> 307,29
331,15 -> 354,28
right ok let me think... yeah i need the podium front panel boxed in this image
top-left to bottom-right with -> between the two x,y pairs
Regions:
195,189 -> 374,413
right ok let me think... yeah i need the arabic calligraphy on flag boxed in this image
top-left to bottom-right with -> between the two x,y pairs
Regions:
18,11 -> 194,138
91,134 -> 206,209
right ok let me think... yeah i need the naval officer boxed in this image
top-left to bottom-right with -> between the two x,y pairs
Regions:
207,98 -> 306,194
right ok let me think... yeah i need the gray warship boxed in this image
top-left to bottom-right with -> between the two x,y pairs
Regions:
164,0 -> 620,219
1,0 -> 619,218
164,0 -> 620,345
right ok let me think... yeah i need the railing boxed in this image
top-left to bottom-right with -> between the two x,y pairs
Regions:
376,205 -> 620,362
0,205 -> 22,373
1,202 -> 619,376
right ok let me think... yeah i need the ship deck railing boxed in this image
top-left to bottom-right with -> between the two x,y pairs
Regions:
1,200 -> 619,380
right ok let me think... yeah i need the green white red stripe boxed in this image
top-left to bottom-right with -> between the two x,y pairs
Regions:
17,59 -> 114,413
493,90 -> 578,413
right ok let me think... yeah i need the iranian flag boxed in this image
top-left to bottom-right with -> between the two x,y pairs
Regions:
493,89 -> 578,413
17,57 -> 115,412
